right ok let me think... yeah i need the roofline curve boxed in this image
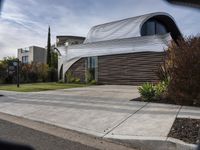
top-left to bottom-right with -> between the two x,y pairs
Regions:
84,12 -> 182,43
139,12 -> 182,41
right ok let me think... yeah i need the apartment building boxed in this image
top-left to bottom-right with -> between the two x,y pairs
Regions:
18,46 -> 47,64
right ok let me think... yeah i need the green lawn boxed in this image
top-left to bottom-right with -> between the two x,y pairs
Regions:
0,83 -> 88,92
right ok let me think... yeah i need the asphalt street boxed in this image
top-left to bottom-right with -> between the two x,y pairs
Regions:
0,119 -> 99,150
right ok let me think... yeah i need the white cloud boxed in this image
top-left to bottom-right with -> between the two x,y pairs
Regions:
0,0 -> 199,59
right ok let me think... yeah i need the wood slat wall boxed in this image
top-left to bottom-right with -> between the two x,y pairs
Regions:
66,52 -> 164,85
98,52 -> 164,85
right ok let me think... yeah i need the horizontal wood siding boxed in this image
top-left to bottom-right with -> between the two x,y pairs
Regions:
66,58 -> 86,83
98,52 -> 164,85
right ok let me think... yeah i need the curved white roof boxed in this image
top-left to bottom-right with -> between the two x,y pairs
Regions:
84,12 -> 179,43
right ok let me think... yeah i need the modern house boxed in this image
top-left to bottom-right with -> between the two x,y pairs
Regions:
58,12 -> 182,85
18,46 -> 47,64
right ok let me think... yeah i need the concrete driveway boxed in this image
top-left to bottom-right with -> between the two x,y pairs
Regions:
0,85 -> 199,150
0,85 -> 142,136
37,85 -> 140,100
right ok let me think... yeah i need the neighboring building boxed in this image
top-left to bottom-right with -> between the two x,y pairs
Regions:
18,46 -> 47,64
58,12 -> 182,85
56,36 -> 85,47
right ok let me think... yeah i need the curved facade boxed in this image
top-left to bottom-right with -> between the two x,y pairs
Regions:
58,12 -> 181,85
84,12 -> 181,43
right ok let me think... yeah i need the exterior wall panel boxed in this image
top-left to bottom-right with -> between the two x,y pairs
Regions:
66,52 -> 164,85
32,46 -> 47,64
66,58 -> 86,83
98,52 -> 164,85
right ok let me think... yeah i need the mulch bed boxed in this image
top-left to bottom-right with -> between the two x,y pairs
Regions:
131,97 -> 176,105
168,118 -> 200,144
131,97 -> 200,107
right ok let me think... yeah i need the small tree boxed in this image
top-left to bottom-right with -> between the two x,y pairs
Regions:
0,60 -> 7,83
0,57 -> 17,83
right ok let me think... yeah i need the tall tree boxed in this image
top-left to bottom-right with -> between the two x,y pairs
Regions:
47,26 -> 51,67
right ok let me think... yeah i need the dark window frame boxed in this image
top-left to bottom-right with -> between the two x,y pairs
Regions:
141,19 -> 168,36
22,56 -> 29,64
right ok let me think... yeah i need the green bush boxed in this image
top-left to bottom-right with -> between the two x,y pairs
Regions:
66,71 -> 75,83
57,80 -> 64,83
0,57 -> 17,84
90,80 -> 97,85
138,83 -> 156,101
65,71 -> 82,84
74,78 -> 80,84
154,81 -> 168,99
20,63 -> 50,83
86,70 -> 93,83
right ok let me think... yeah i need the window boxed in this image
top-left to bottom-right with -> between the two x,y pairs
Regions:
146,21 -> 155,35
22,56 -> 29,64
21,47 -> 29,53
141,19 -> 168,36
156,22 -> 167,34
87,57 -> 98,81
88,57 -> 97,69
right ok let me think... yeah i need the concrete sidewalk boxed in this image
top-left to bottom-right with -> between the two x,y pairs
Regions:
0,85 -> 199,150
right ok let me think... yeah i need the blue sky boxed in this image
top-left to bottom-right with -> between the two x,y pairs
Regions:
0,0 -> 199,59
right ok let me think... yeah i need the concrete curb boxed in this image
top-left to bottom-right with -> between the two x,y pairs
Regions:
0,111 -> 198,150
106,136 -> 198,150
167,137 -> 197,150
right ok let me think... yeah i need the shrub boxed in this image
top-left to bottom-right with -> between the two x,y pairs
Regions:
65,71 -> 82,84
20,63 -> 50,83
163,36 -> 200,105
154,81 -> 168,100
66,71 -> 74,83
0,57 -> 17,84
90,80 -> 97,85
86,70 -> 93,83
48,67 -> 58,82
74,78 -> 80,84
155,61 -> 170,83
138,83 -> 156,101
57,80 -> 64,83
0,61 -> 7,84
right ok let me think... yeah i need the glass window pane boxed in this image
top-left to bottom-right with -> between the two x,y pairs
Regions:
156,22 -> 167,35
87,57 -> 98,81
146,21 -> 155,35
141,19 -> 168,36
141,23 -> 147,36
